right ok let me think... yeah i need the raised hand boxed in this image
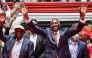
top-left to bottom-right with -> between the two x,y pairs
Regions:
0,12 -> 6,25
20,3 -> 28,14
14,2 -> 21,10
20,3 -> 29,21
79,3 -> 88,20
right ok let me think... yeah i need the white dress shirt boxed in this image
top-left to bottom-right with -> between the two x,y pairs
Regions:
5,11 -> 11,27
69,40 -> 78,58
9,16 -> 25,34
9,38 -> 24,58
30,33 -> 37,51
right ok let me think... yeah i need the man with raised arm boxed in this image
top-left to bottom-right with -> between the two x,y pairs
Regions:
21,3 -> 87,58
0,12 -> 34,58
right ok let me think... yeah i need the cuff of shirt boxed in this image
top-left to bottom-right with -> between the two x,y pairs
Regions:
80,19 -> 86,24
25,19 -> 31,24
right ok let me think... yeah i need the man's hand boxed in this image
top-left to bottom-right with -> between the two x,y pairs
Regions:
0,12 -> 6,26
20,3 -> 29,21
14,2 -> 21,10
79,3 -> 88,20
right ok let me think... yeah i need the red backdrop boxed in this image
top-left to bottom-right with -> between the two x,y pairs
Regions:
6,2 -> 92,13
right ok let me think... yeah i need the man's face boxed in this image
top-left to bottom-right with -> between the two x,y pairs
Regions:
15,28 -> 24,39
50,19 -> 60,32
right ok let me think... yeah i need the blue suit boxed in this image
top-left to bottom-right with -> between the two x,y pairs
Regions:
0,26 -> 34,58
27,21 -> 85,58
68,39 -> 89,58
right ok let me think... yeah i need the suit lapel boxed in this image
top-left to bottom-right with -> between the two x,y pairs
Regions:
8,36 -> 16,53
77,41 -> 81,56
49,29 -> 57,48
36,35 -> 40,48
35,35 -> 40,52
19,38 -> 27,57
58,30 -> 62,48
51,29 -> 57,44
26,32 -> 30,39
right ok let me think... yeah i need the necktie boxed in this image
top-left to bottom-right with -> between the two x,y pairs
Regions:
54,32 -> 58,58
54,32 -> 57,45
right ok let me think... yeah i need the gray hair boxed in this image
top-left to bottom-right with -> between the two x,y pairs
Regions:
51,18 -> 60,25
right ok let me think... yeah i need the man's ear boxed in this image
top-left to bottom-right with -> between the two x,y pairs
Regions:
59,24 -> 61,28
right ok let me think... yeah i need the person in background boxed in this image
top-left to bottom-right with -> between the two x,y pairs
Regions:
0,3 -> 11,27
0,12 -> 34,58
79,25 -> 92,58
68,23 -> 88,58
9,2 -> 26,34
23,19 -> 45,58
68,34 -> 88,58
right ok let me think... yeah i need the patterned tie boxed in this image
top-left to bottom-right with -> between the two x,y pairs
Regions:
54,32 -> 58,58
54,32 -> 57,45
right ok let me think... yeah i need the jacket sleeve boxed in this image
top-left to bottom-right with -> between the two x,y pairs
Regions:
4,27 -> 10,35
28,41 -> 34,58
0,26 -> 9,42
27,21 -> 46,38
83,43 -> 89,58
67,22 -> 85,38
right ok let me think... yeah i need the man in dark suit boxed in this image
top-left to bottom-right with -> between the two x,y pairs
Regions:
22,19 -> 45,58
0,12 -> 34,58
21,3 -> 87,58
68,34 -> 88,58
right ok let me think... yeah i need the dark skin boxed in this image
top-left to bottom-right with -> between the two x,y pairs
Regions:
50,19 -> 60,32
15,28 -> 24,41
31,20 -> 38,34
20,3 -> 88,31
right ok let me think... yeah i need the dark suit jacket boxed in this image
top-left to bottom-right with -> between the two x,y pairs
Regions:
24,32 -> 45,58
27,21 -> 85,58
0,26 -> 34,58
68,39 -> 88,58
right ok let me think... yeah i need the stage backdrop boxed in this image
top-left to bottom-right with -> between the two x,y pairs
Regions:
6,2 -> 92,28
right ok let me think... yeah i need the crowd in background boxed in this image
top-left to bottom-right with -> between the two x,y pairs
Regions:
1,0 -> 92,2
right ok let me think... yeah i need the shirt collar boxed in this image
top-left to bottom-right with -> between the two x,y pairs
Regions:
54,31 -> 59,35
30,32 -> 37,36
69,39 -> 78,45
16,37 -> 24,43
